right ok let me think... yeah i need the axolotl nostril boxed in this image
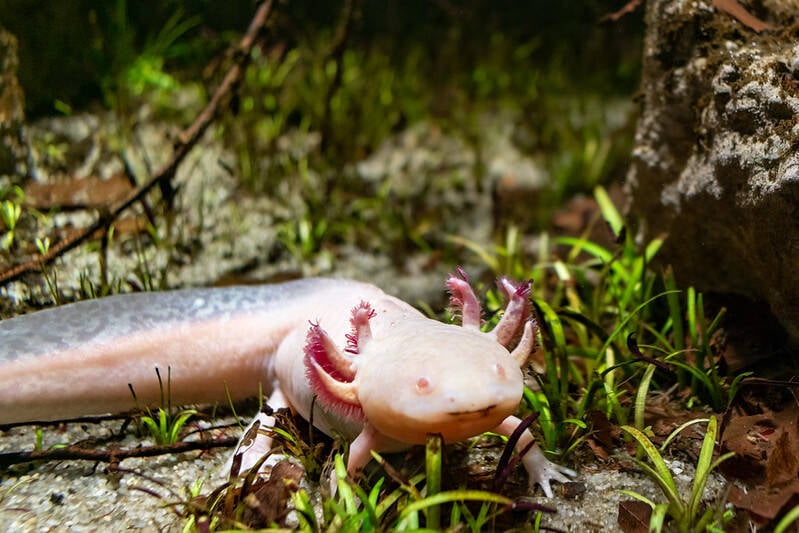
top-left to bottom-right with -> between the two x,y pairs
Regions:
0,270 -> 575,496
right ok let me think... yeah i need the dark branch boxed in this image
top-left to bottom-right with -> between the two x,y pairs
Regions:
0,436 -> 238,468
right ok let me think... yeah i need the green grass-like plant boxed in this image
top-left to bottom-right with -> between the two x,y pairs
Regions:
461,186 -> 669,453
200,432 -> 522,532
0,200 -> 21,251
0,185 -> 30,258
139,406 -> 197,446
315,437 -> 514,532
100,0 -> 200,121
775,504 -> 799,533
457,185 -> 748,472
130,367 -> 196,446
619,416 -> 733,532
33,236 -> 65,306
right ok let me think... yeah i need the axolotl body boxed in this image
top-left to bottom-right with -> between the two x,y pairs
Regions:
0,273 -> 573,496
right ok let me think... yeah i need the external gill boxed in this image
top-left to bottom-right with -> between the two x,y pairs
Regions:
304,301 -> 376,421
445,266 -> 483,329
345,301 -> 376,353
446,269 -> 538,366
492,276 -> 533,345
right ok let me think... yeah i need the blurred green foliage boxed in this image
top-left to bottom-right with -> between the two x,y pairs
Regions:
0,0 -> 251,115
1,0 -> 643,249
1,1 -> 642,127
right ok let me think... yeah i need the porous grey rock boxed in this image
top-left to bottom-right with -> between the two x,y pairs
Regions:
625,0 -> 799,343
355,114 -> 555,245
355,120 -> 490,243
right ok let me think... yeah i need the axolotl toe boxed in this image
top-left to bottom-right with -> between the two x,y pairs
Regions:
0,271 -> 574,497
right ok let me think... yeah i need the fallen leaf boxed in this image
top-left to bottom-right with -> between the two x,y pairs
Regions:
618,499 -> 651,533
587,410 -> 614,448
728,480 -> 799,520
767,431 -> 798,486
58,214 -> 150,241
243,460 -> 304,526
24,174 -> 134,209
721,413 -> 773,482
586,438 -> 610,461
722,384 -> 799,521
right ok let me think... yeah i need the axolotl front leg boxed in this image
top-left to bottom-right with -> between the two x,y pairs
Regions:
236,270 -> 574,497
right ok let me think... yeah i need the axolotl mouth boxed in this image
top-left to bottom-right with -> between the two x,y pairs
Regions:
355,353 -> 524,444
447,404 -> 499,419
364,395 -> 518,445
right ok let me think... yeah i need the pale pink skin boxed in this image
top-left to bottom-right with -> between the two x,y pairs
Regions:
0,275 -> 574,496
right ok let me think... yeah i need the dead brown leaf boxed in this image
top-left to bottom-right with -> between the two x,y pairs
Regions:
57,214 -> 150,242
618,499 -> 651,533
241,460 -> 304,525
767,431 -> 798,486
586,438 -> 610,461
728,480 -> 799,520
722,413 -> 773,482
24,174 -> 134,209
722,385 -> 799,520
587,410 -> 615,448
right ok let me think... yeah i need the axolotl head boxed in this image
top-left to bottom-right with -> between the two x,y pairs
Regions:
358,321 -> 526,443
304,275 -> 538,445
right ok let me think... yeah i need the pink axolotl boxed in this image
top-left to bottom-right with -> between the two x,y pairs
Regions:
0,271 -> 574,496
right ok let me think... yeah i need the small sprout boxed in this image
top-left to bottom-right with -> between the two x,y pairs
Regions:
129,367 -> 196,445
35,236 -> 50,255
34,428 -> 44,451
0,199 -> 22,250
34,236 -> 61,305
138,407 -> 198,446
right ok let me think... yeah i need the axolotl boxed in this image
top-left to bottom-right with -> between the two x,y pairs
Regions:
0,272 -> 573,496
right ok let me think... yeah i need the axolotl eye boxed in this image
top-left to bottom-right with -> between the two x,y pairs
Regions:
416,376 -> 432,394
415,363 -> 510,396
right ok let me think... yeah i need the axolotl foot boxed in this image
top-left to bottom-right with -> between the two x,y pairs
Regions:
493,415 -> 576,498
520,444 -> 577,498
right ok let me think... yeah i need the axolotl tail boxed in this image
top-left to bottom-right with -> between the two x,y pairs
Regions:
0,278 -> 376,424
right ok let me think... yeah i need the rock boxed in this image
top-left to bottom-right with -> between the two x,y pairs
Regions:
625,0 -> 799,344
0,25 -> 26,181
480,111 -> 551,231
355,120 -> 490,243
355,115 -> 553,244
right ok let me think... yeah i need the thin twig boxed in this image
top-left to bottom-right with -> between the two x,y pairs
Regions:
0,412 -> 134,430
0,0 -> 275,286
0,436 -> 238,468
600,0 -> 643,22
